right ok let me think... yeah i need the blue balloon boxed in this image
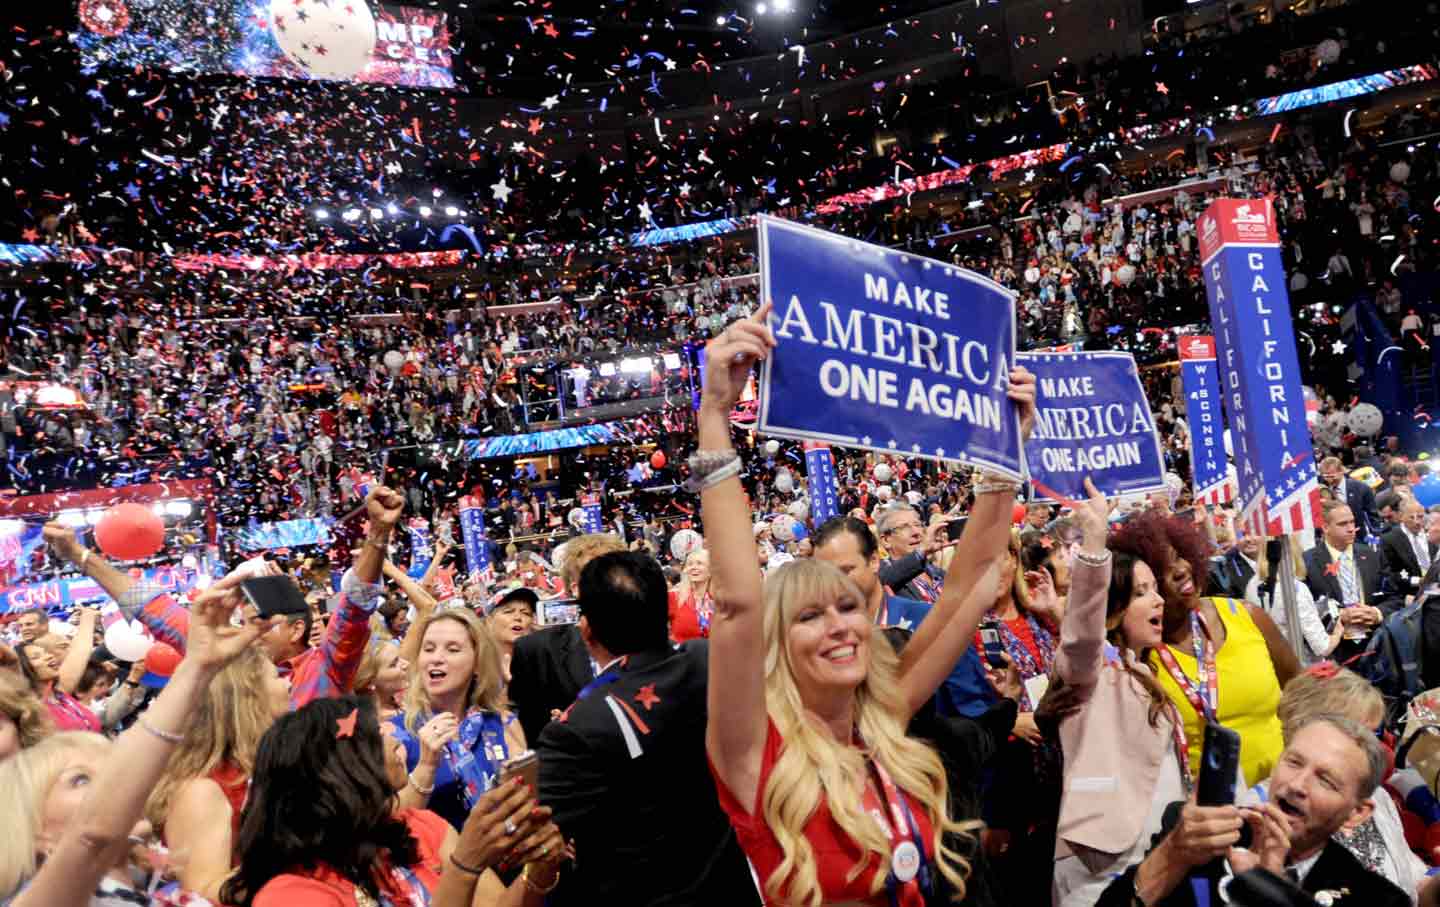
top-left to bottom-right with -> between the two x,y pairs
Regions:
1414,474 -> 1440,509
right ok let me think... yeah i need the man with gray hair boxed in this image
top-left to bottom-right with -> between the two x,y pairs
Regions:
874,501 -> 953,604
1099,715 -> 1410,906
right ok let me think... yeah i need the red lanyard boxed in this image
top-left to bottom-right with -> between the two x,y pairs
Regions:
1154,610 -> 1218,723
1166,699 -> 1194,794
48,690 -> 96,731
863,754 -> 929,907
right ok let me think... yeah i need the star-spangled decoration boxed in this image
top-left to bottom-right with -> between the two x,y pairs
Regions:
638,201 -> 653,222
911,444 -> 921,453
861,436 -> 873,446
540,95 -> 560,110
511,142 -> 527,153
1324,561 -> 1341,577
1331,340 -> 1347,354
888,440 -> 898,449
663,58 -> 677,71
935,448 -> 946,457
490,178 -> 513,203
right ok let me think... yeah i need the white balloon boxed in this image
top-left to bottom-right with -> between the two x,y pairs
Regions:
1116,264 -> 1137,286
764,439 -> 781,457
874,463 -> 894,483
270,0 -> 378,82
1347,402 -> 1384,437
104,621 -> 152,663
774,469 -> 795,495
567,507 -> 586,529
383,350 -> 405,371
787,499 -> 809,521
876,485 -> 893,501
1390,161 -> 1412,184
905,490 -> 923,505
669,528 -> 703,561
1316,38 -> 1341,64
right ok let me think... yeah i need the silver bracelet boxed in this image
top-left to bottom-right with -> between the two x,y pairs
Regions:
973,482 -> 1020,497
687,448 -> 739,477
409,773 -> 436,796
1074,549 -> 1113,567
689,457 -> 743,493
137,717 -> 185,745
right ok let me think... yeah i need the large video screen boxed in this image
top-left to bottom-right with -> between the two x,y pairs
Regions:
1254,64 -> 1437,116
75,0 -> 454,90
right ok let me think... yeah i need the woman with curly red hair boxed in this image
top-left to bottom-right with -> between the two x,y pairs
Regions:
1110,510 -> 1299,786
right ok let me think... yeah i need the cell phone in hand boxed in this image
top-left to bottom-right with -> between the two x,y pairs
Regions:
238,575 -> 309,620
1196,722 -> 1241,807
979,621 -> 1007,670
499,750 -> 539,790
946,517 -> 968,543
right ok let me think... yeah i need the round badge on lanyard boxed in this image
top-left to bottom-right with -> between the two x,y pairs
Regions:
891,841 -> 921,883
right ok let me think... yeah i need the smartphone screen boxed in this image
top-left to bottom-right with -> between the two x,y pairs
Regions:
946,517 -> 968,543
980,624 -> 1006,669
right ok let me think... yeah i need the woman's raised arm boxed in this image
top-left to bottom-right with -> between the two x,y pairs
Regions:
701,304 -> 775,811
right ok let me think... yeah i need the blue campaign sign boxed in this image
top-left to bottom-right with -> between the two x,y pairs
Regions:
407,519 -> 434,580
458,496 -> 493,583
803,442 -> 841,525
1198,199 -> 1319,537
1016,351 -> 1165,502
756,215 -> 1022,480
579,495 -> 605,534
1178,336 -> 1233,507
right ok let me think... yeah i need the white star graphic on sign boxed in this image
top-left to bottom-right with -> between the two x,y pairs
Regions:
490,178 -> 513,203
935,448 -> 946,457
911,444 -> 921,453
862,436 -> 872,445
541,95 -> 560,110
888,440 -> 898,449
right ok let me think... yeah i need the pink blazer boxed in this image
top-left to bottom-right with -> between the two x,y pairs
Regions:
1054,556 -> 1177,857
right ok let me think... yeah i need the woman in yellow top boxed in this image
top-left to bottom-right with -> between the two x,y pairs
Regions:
1111,511 -> 1299,786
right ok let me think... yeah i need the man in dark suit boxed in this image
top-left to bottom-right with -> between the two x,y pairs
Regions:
1206,532 -> 1259,600
508,532 -> 625,744
1321,456 -> 1383,540
1380,496 -> 1438,599
1304,501 -> 1389,660
537,551 -> 759,906
1097,715 -> 1409,907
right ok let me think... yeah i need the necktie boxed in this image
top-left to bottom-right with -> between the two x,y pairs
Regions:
1339,552 -> 1360,604
1416,532 -> 1432,573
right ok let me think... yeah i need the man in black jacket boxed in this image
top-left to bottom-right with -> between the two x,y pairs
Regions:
1380,496 -> 1438,599
1207,532 -> 1259,600
1321,456 -> 1383,540
1304,501 -> 1388,660
536,551 -> 759,906
509,533 -> 626,744
876,502 -> 953,603
1098,715 -> 1409,907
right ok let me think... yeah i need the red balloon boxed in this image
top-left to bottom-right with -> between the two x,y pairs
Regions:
650,451 -> 667,470
94,503 -> 166,561
1011,503 -> 1028,525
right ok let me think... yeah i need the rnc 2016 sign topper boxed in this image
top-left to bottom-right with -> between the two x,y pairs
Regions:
1198,199 -> 1320,538
1016,351 -> 1165,503
756,215 -> 1023,480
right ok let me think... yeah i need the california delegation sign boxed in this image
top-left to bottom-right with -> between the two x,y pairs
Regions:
755,215 -> 1023,479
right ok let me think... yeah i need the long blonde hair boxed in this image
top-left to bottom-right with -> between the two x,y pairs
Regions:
145,648 -> 277,827
403,610 -> 507,734
760,559 -> 977,907
0,731 -> 110,900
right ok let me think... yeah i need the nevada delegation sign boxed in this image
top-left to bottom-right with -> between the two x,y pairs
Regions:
756,216 -> 1023,479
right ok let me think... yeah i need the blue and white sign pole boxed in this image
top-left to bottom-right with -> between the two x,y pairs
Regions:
1198,198 -> 1320,652
803,442 -> 841,525
1178,336 -> 1233,508
755,215 -> 1023,479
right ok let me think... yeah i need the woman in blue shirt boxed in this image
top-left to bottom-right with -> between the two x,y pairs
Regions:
391,609 -> 525,829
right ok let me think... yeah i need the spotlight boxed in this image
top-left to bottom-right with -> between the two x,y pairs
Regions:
314,209 -> 329,220
775,0 -> 791,10
715,14 -> 727,24
445,205 -> 460,217
370,208 -> 384,220
386,202 -> 400,216
755,3 -> 767,13
342,209 -> 362,221
419,205 -> 433,217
